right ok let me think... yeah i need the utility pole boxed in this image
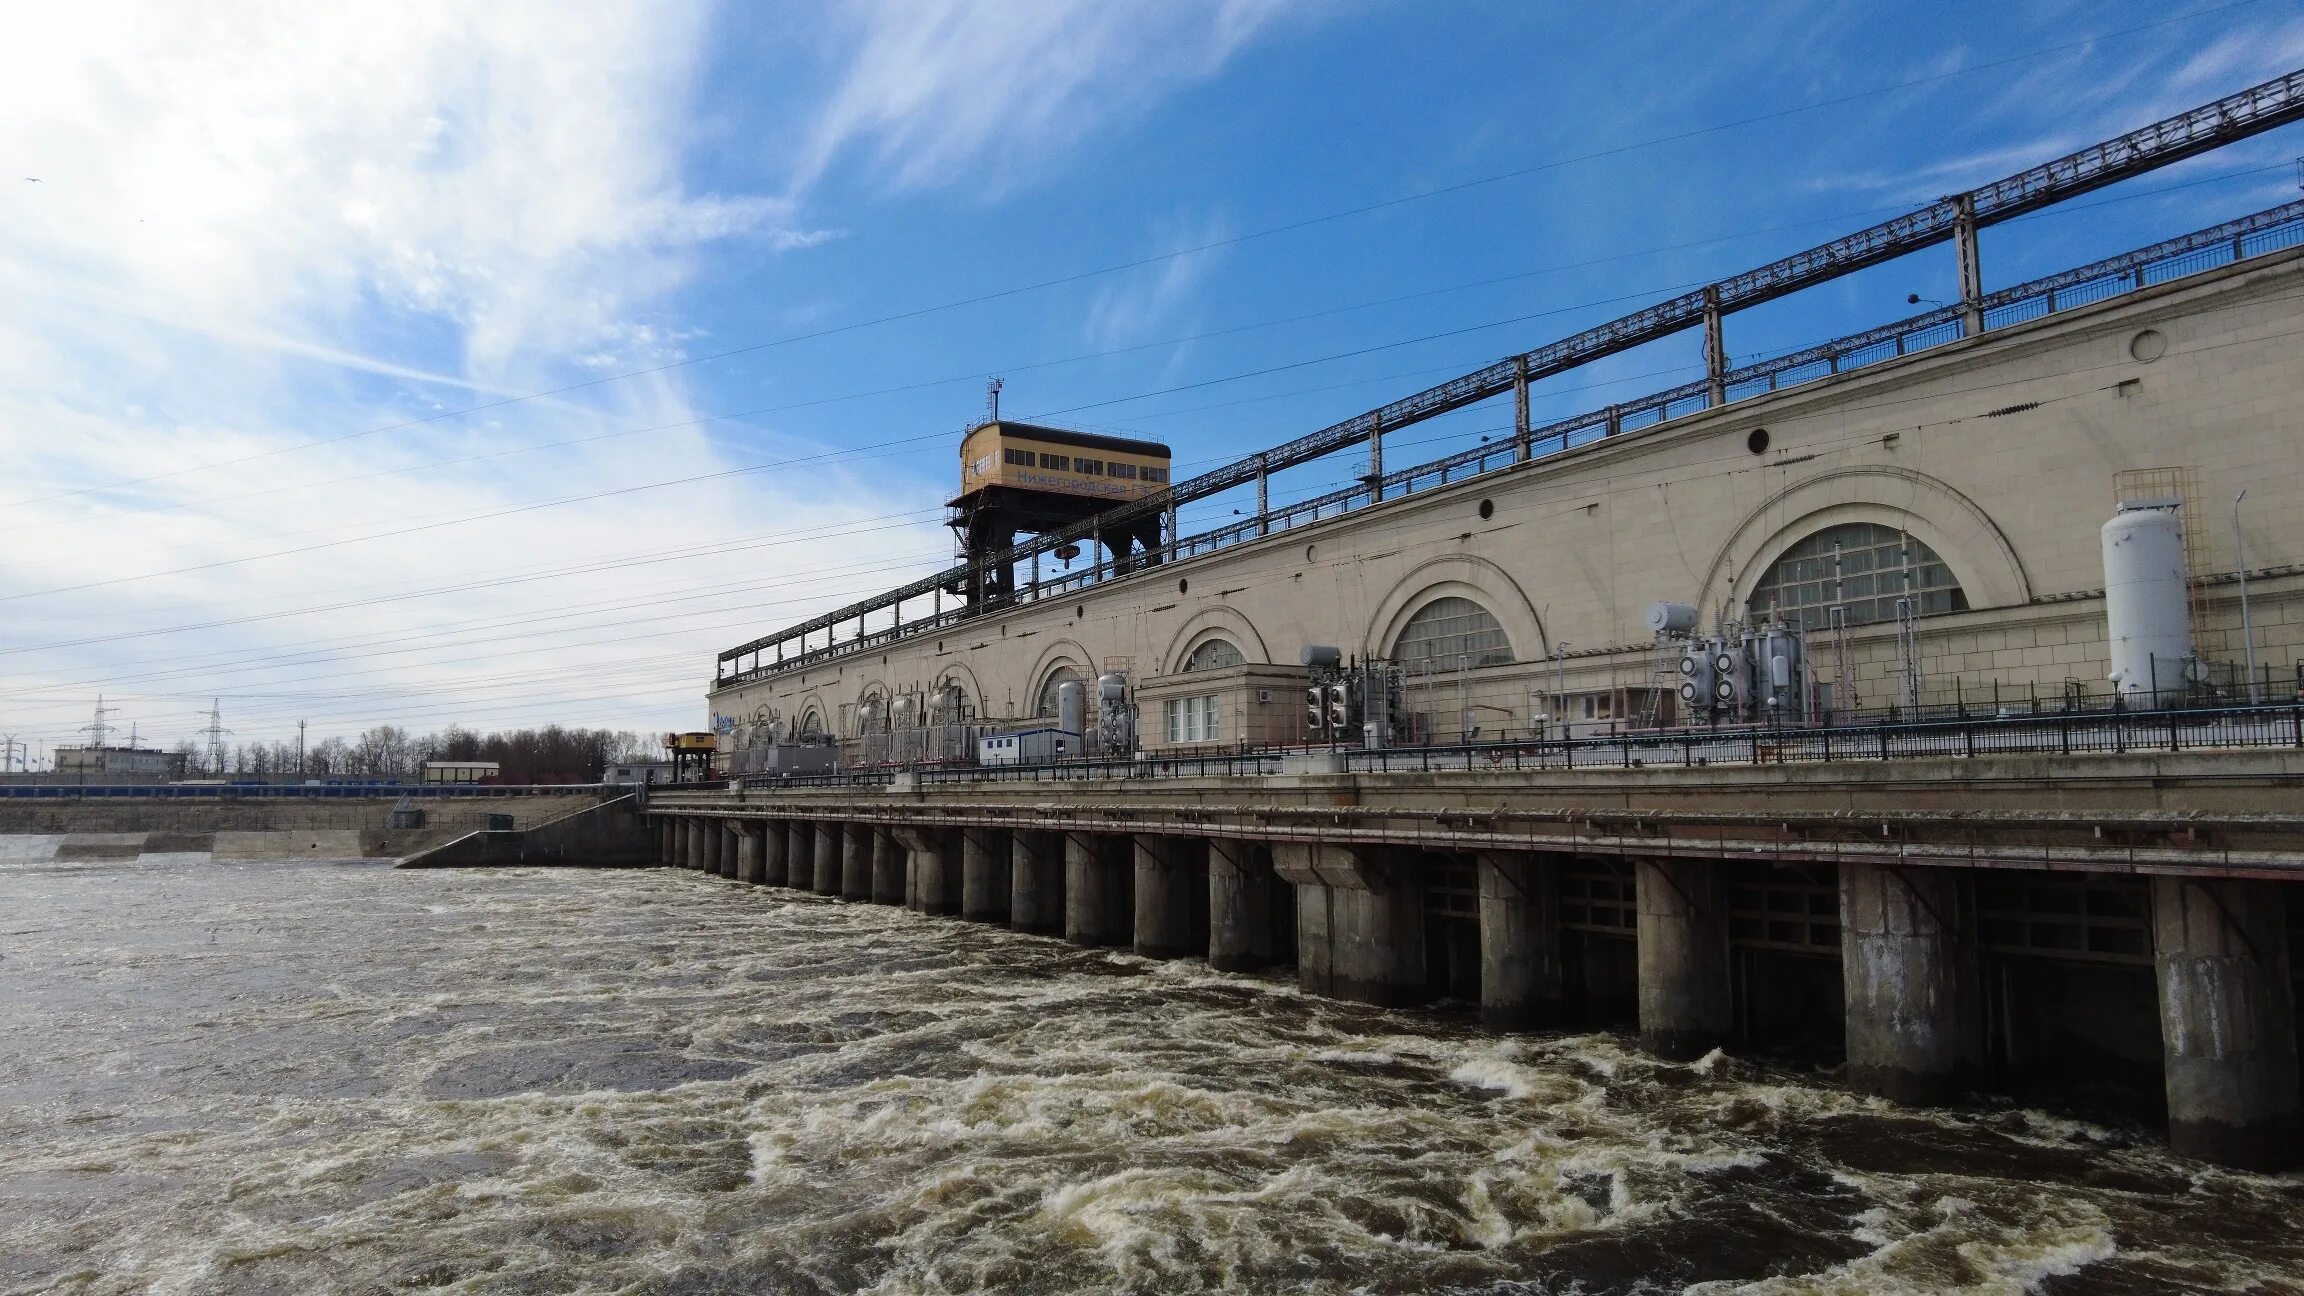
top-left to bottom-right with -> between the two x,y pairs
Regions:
297,719 -> 307,775
2236,490 -> 2259,703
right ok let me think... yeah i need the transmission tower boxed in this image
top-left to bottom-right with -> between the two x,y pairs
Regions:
196,698 -> 234,776
1,733 -> 24,772
79,695 -> 120,749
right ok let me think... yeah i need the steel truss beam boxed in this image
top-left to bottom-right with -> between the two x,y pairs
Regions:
719,68 -> 2304,677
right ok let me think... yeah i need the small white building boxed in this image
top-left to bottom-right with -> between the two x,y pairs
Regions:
421,761 -> 501,785
605,761 -> 676,785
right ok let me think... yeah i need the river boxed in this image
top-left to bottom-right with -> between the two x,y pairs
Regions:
2,850 -> 2299,1294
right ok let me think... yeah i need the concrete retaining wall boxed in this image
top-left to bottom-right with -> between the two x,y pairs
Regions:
398,796 -> 655,869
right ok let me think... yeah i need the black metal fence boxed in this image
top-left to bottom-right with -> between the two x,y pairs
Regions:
716,703 -> 2304,794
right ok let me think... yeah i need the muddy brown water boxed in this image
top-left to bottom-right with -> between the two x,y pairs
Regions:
2,851 -> 2300,1294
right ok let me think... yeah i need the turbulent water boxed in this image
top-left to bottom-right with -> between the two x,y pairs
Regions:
3,851 -> 2301,1295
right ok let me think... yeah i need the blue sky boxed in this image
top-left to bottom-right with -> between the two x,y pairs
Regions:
3,0 -> 2302,759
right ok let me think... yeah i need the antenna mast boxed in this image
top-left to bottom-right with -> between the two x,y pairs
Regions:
986,376 -> 1003,423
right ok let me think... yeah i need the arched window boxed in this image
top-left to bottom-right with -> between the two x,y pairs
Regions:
797,707 -> 825,738
1036,665 -> 1082,717
1392,596 -> 1513,667
1748,522 -> 1968,631
1180,638 -> 1245,672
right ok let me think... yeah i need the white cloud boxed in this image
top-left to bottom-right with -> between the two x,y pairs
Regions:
787,0 -> 1301,194
0,1 -> 935,753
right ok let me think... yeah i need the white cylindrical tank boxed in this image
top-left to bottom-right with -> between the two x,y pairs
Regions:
1645,601 -> 1699,635
1055,680 -> 1086,742
2102,505 -> 2192,708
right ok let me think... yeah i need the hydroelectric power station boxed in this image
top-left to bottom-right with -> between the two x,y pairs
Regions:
650,70 -> 2304,1170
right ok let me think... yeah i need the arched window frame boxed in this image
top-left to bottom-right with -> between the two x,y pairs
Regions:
1179,638 -> 1245,673
1390,596 -> 1514,667
1747,522 -> 1969,631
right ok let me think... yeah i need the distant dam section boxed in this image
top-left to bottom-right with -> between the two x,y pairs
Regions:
0,788 -> 646,865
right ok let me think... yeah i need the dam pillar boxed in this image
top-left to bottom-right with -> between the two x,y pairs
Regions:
1636,857 -> 1732,1061
734,821 -> 764,885
1840,862 -> 1983,1106
1134,835 -> 1205,960
870,828 -> 905,905
672,819 -> 693,869
962,827 -> 1013,923
1010,830 -> 1065,935
842,824 -> 874,901
760,818 -> 788,887
657,819 -> 675,866
784,822 -> 811,889
1064,832 -> 1132,947
813,822 -> 841,896
1477,851 -> 1567,1030
715,822 -> 738,878
686,819 -> 708,872
1278,842 -> 1426,1007
897,827 -> 959,915
1208,838 -> 1274,972
2153,877 -> 2301,1168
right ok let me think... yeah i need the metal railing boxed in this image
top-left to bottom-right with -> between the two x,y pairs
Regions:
704,703 -> 2304,795
0,782 -> 614,800
718,192 -> 2304,688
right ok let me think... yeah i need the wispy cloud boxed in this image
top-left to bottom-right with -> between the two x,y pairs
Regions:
787,0 -> 1303,195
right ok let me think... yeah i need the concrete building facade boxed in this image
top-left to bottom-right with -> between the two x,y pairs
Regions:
710,249 -> 2304,754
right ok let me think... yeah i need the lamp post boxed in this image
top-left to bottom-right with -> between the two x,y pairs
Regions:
1553,642 -> 1571,737
2236,490 -> 2259,703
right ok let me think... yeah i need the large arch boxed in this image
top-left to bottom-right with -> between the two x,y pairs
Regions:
1367,554 -> 1547,664
930,660 -> 985,721
1699,467 -> 2031,615
1023,638 -> 1094,716
1157,604 -> 1272,676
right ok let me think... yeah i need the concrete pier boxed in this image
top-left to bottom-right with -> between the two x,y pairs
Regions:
715,823 -> 736,878
1064,832 -> 1132,947
813,823 -> 841,895
1207,838 -> 1274,972
658,820 -> 675,866
962,827 -> 1012,924
1133,835 -> 1201,960
2152,877 -> 2302,1168
1840,862 -> 1982,1105
689,820 -> 710,872
1009,830 -> 1064,934
673,819 -> 694,869
898,828 -> 958,914
760,818 -> 788,887
735,821 -> 764,884
784,822 -> 810,889
1280,842 -> 1426,1007
842,824 -> 873,901
870,828 -> 905,905
1477,851 -> 1566,1030
1636,857 -> 1732,1061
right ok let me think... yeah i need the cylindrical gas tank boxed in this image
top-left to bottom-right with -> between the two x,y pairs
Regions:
1645,601 -> 1698,635
2102,505 -> 2192,708
1096,673 -> 1128,703
1056,680 -> 1086,741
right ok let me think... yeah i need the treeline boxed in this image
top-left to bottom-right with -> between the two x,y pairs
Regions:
171,725 -> 661,783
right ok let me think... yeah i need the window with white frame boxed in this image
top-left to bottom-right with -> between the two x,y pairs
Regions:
1163,694 -> 1223,743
